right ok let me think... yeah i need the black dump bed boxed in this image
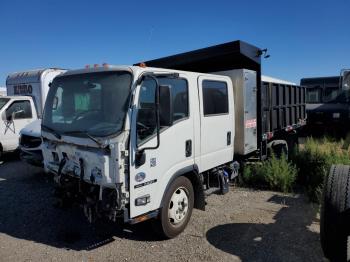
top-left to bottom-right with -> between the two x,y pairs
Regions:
138,40 -> 306,154
261,81 -> 306,138
140,40 -> 261,73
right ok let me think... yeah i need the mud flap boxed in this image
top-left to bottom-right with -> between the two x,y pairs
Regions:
219,170 -> 229,195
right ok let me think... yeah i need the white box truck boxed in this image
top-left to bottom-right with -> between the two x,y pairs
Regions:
41,41 -> 305,238
1,68 -> 66,160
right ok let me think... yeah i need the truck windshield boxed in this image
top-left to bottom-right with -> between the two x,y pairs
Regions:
42,71 -> 132,137
0,97 -> 10,110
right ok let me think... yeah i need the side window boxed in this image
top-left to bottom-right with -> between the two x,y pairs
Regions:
158,78 -> 189,122
306,88 -> 321,103
52,87 -> 63,118
136,77 -> 189,145
6,100 -> 32,120
137,79 -> 157,145
202,80 -> 228,116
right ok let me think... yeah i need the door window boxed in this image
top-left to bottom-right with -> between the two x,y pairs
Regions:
202,80 -> 228,116
137,79 -> 157,145
137,77 -> 189,145
6,100 -> 32,120
158,78 -> 189,122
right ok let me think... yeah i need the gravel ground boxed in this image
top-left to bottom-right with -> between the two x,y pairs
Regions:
0,155 -> 325,262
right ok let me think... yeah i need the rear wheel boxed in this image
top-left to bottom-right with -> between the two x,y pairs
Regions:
268,140 -> 288,159
321,164 -> 350,261
153,176 -> 194,239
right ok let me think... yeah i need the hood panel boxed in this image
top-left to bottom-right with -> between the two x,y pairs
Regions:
21,119 -> 42,137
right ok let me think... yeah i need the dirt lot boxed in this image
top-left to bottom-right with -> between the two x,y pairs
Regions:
0,155 -> 325,262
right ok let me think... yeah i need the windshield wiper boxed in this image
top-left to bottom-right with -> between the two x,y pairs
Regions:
41,124 -> 61,139
63,131 -> 104,147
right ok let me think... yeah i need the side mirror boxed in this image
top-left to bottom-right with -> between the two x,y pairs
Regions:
1,111 -> 6,121
135,149 -> 146,168
159,85 -> 173,127
341,69 -> 350,91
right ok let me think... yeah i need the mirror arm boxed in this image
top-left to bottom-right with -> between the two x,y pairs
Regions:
136,75 -> 161,157
155,75 -> 161,149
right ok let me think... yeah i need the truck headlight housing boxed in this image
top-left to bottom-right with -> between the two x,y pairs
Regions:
135,195 -> 150,206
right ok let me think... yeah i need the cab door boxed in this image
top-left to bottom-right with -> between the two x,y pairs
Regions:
197,76 -> 234,172
1,99 -> 35,151
129,74 -> 194,218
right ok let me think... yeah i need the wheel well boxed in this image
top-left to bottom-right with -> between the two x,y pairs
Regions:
182,171 -> 205,211
267,139 -> 288,158
160,168 -> 206,211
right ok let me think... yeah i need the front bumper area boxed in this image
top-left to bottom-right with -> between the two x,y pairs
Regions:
20,148 -> 43,167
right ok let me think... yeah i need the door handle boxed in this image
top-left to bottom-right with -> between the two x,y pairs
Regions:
227,131 -> 231,145
185,140 -> 192,157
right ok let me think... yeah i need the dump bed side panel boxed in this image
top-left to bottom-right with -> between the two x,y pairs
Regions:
215,69 -> 257,155
261,81 -> 306,135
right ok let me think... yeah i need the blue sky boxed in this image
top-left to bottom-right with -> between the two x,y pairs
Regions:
0,0 -> 349,86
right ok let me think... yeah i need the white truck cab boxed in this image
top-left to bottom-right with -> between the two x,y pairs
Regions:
41,65 -> 234,238
4,68 -> 66,163
0,96 -> 37,157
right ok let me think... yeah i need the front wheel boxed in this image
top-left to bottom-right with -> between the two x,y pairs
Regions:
154,176 -> 194,239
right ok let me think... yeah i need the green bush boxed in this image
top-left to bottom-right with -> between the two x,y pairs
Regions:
290,136 -> 350,203
242,154 -> 297,193
242,136 -> 350,202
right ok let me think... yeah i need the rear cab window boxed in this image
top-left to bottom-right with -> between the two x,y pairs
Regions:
202,80 -> 229,116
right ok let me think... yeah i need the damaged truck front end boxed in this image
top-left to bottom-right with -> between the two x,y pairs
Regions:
41,68 -> 133,223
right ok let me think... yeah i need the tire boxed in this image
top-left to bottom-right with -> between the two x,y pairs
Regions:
268,144 -> 288,160
321,164 -> 350,261
268,140 -> 288,159
153,176 -> 194,239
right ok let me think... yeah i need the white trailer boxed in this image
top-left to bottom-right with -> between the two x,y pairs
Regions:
0,68 -> 65,160
41,41 -> 305,238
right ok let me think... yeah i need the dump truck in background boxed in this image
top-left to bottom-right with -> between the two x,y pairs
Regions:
40,40 -> 306,238
301,69 -> 350,136
2,68 -> 66,162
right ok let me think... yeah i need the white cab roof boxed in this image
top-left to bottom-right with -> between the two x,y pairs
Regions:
2,95 -> 32,100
